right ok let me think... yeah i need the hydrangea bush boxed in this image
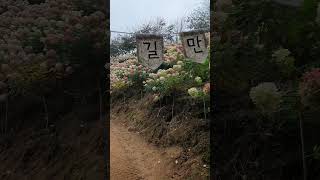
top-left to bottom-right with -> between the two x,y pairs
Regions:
110,41 -> 210,104
272,48 -> 296,78
163,44 -> 184,65
110,58 -> 150,93
144,62 -> 187,95
188,82 -> 210,99
144,57 -> 210,101
250,82 -> 282,115
0,0 -> 107,98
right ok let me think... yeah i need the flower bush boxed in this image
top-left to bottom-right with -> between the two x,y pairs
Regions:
272,48 -> 296,78
111,52 -> 136,63
144,61 -> 188,95
188,82 -> 210,99
110,58 -> 150,93
163,44 -> 184,65
0,0 -> 107,97
250,82 -> 282,115
144,57 -> 210,100
299,68 -> 320,108
110,37 -> 210,101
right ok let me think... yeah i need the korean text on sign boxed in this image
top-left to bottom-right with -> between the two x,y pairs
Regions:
136,34 -> 164,70
180,31 -> 208,63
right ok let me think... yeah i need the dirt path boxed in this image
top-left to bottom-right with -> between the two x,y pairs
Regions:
110,120 -> 182,180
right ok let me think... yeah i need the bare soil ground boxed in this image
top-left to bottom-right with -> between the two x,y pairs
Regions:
110,119 -> 183,180
110,94 -> 210,180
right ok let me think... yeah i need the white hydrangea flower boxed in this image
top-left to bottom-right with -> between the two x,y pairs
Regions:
188,87 -> 199,98
152,86 -> 157,91
195,76 -> 202,83
177,61 -> 183,65
173,65 -> 182,71
249,82 -> 282,115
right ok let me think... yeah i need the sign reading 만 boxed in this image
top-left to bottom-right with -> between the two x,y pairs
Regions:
136,34 -> 164,70
180,30 -> 208,63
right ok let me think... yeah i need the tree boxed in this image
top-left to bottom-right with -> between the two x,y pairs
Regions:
171,17 -> 186,42
110,35 -> 136,57
186,0 -> 210,30
110,17 -> 176,56
134,17 -> 175,42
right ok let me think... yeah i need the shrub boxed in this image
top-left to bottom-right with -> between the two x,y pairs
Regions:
249,82 -> 282,115
0,0 -> 107,97
144,62 -> 189,96
272,48 -> 296,78
110,58 -> 150,93
163,44 -> 185,65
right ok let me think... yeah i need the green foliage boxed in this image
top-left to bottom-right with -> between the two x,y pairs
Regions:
145,69 -> 190,96
214,1 -> 320,179
129,70 -> 149,88
144,57 -> 210,100
183,58 -> 210,82
110,35 -> 136,57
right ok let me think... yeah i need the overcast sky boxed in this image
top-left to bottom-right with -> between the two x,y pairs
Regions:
111,0 -> 202,35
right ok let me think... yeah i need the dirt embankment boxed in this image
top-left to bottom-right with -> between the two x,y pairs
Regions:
111,94 -> 210,180
110,119 -> 183,180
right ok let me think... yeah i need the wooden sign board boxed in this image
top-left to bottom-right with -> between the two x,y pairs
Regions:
136,34 -> 164,70
180,30 -> 208,63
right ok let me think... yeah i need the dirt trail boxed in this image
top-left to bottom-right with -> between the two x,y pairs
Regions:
110,119 -> 182,180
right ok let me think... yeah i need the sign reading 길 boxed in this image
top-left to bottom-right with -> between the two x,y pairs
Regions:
136,34 -> 164,70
